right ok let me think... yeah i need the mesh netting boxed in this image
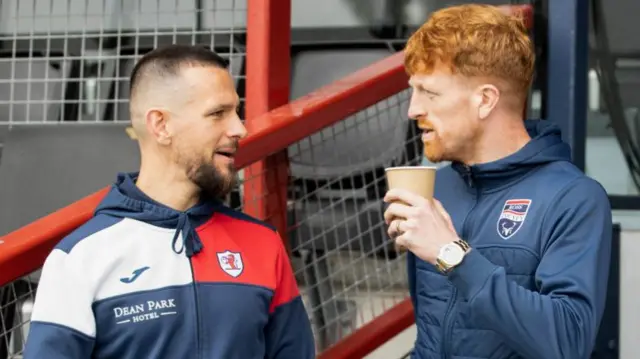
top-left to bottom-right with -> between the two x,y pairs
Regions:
0,89 -> 420,356
1,1 -> 248,357
1,275 -> 37,358
0,0 -> 420,356
238,88 -> 421,351
0,0 -> 246,125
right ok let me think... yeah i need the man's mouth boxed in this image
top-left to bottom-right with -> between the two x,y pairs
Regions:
215,150 -> 235,158
421,128 -> 436,141
214,145 -> 238,161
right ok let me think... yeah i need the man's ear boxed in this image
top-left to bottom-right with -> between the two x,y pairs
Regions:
145,108 -> 172,145
475,84 -> 500,120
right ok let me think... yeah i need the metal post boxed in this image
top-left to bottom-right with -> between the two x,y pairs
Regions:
545,0 -> 589,171
244,0 -> 291,243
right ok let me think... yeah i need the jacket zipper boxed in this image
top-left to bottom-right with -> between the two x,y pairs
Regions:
442,166 -> 480,359
440,288 -> 458,359
189,260 -> 202,359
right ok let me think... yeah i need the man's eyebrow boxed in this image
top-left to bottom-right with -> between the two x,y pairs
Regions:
409,81 -> 441,96
424,88 -> 441,96
204,103 -> 237,116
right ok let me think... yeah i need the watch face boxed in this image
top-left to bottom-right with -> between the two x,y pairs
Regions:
440,243 -> 465,266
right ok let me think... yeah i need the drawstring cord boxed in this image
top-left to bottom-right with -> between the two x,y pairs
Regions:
171,212 -> 204,257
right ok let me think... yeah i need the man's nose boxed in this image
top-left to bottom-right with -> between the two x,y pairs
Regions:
407,93 -> 424,120
228,114 -> 248,139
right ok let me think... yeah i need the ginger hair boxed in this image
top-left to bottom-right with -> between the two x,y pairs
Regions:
405,4 -> 535,96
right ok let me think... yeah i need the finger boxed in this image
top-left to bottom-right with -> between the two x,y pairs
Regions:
383,202 -> 416,223
395,233 -> 413,250
394,241 -> 408,253
384,188 -> 426,207
432,199 -> 455,232
387,219 -> 403,238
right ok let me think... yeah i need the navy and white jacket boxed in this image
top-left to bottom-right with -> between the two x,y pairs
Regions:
410,120 -> 612,359
24,173 -> 316,359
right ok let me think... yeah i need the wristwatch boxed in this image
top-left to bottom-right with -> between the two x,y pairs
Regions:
435,239 -> 471,274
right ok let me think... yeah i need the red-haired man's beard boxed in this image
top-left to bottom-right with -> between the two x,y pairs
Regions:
419,118 -> 447,163
423,131 -> 447,163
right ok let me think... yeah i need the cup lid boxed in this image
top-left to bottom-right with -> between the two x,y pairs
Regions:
385,166 -> 437,171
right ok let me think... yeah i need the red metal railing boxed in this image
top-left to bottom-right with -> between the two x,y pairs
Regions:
0,45 -> 409,291
243,0 -> 292,241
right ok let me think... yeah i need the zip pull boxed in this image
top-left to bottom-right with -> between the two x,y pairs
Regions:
462,165 -> 474,187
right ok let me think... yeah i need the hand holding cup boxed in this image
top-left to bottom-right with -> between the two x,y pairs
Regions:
384,166 -> 436,251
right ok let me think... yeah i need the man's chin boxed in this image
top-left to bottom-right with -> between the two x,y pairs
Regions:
216,165 -> 237,182
191,163 -> 238,200
423,148 -> 446,164
219,169 -> 239,192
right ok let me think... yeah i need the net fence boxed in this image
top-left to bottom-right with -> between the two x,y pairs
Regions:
0,275 -> 37,358
0,88 -> 420,357
238,88 -> 421,351
0,0 -> 247,125
0,0 -> 422,357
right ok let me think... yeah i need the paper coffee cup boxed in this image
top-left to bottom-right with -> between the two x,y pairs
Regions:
385,166 -> 436,200
385,166 -> 437,251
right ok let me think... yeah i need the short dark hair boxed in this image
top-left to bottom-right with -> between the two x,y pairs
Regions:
129,44 -> 229,95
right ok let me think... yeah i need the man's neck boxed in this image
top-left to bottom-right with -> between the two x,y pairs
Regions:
464,114 -> 531,166
135,160 -> 201,212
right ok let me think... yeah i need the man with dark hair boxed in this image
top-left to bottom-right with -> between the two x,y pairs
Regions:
24,44 -> 315,359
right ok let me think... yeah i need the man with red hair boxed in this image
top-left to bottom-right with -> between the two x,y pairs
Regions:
384,4 -> 611,359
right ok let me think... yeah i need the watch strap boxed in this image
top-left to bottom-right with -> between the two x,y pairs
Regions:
435,239 -> 470,273
454,239 -> 470,252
